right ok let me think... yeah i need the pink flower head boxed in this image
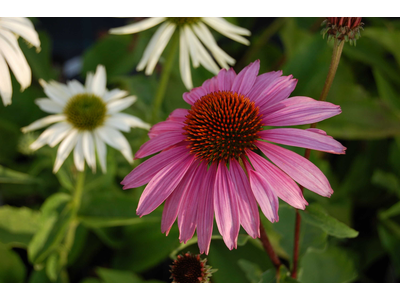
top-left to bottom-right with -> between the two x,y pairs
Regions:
122,60 -> 345,254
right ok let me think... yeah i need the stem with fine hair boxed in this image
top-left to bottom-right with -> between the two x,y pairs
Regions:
151,32 -> 179,124
291,39 -> 344,279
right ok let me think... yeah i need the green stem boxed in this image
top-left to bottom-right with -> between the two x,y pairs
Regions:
291,39 -> 344,279
151,32 -> 179,124
72,171 -> 85,212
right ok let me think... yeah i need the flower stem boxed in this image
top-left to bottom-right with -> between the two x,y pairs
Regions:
259,221 -> 282,270
291,38 -> 344,279
151,32 -> 179,124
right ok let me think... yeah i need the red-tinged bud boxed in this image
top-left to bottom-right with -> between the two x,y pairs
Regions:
170,252 -> 216,283
321,17 -> 364,46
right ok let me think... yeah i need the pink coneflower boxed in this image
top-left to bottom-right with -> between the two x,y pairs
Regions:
122,60 -> 345,254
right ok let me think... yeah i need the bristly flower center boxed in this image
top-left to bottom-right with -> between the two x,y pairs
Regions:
64,93 -> 107,131
167,17 -> 202,26
170,253 -> 212,283
183,91 -> 263,163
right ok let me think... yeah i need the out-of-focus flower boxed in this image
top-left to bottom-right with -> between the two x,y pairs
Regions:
122,60 -> 346,254
170,252 -> 214,283
322,17 -> 363,45
0,17 -> 40,106
110,17 -> 251,89
22,65 -> 150,173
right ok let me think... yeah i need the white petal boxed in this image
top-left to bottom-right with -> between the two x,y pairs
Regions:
183,25 -> 199,68
179,27 -> 192,90
29,123 -> 63,151
85,72 -> 94,93
21,114 -> 66,133
96,126 -> 133,163
109,17 -> 166,35
0,32 -> 31,90
103,89 -> 129,102
67,80 -> 85,95
35,98 -> 64,113
39,79 -> 71,106
82,131 -> 96,173
0,50 -> 12,106
144,23 -> 176,75
91,65 -> 107,97
105,116 -> 130,132
94,131 -> 107,173
202,18 -> 250,46
0,18 -> 40,48
73,134 -> 85,171
114,112 -> 150,130
106,96 -> 136,114
47,122 -> 73,147
137,22 -> 170,72
53,129 -> 79,173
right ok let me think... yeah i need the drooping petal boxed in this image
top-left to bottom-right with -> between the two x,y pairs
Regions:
73,134 -> 85,171
0,18 -> 40,48
246,150 -> 308,209
96,126 -> 133,163
137,153 -> 195,216
214,163 -> 240,250
202,17 -> 250,45
94,131 -> 107,173
135,130 -> 185,159
53,129 -> 79,173
179,26 -> 193,90
82,131 -> 96,172
122,144 -> 190,189
262,96 -> 342,126
248,169 -> 279,223
229,159 -> 260,238
231,60 -> 259,95
21,115 -> 66,133
256,141 -> 333,197
109,17 -> 166,35
47,122 -> 73,147
196,162 -> 217,254
259,128 -> 346,154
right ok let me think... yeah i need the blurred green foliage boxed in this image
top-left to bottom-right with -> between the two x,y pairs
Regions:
0,17 -> 399,283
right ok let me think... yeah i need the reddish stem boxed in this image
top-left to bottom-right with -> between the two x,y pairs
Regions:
259,221 -> 282,270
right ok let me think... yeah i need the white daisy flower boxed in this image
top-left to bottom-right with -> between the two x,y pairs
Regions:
0,17 -> 40,106
22,65 -> 150,174
109,17 -> 251,90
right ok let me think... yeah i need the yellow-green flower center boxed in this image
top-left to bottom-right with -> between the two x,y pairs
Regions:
167,17 -> 201,26
64,93 -> 107,131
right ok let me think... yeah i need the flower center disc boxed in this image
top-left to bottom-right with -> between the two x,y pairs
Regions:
183,91 -> 263,163
167,17 -> 201,26
64,93 -> 107,131
170,254 -> 204,283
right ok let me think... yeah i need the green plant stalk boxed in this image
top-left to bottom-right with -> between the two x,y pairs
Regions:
151,32 -> 179,124
291,39 -> 344,279
59,171 -> 85,271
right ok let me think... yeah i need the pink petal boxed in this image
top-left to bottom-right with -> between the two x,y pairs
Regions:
167,108 -> 189,122
217,68 -> 236,91
214,163 -> 240,250
148,120 -> 184,139
231,60 -> 260,95
262,96 -> 342,126
248,169 -> 279,223
196,162 -> 217,254
177,162 -> 203,243
255,75 -> 297,109
202,76 -> 219,93
135,130 -> 186,159
136,153 -> 195,216
246,70 -> 283,102
229,159 -> 260,238
246,150 -> 308,209
122,144 -> 189,189
183,86 -> 207,105
161,162 -> 198,235
256,141 -> 333,197
259,128 -> 346,154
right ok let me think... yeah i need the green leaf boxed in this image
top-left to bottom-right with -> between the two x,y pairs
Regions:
0,243 -> 26,283
299,246 -> 357,283
259,268 -> 276,283
96,267 -> 142,283
377,224 -> 400,276
372,170 -> 400,199
373,68 -> 400,114
300,203 -> 359,238
46,252 -> 61,282
0,165 -> 37,184
0,206 -> 41,248
278,265 -> 299,283
28,193 -> 74,264
237,259 -> 263,283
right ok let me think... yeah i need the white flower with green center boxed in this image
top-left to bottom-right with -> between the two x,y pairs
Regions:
109,17 -> 251,89
22,65 -> 150,173
0,17 -> 40,106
